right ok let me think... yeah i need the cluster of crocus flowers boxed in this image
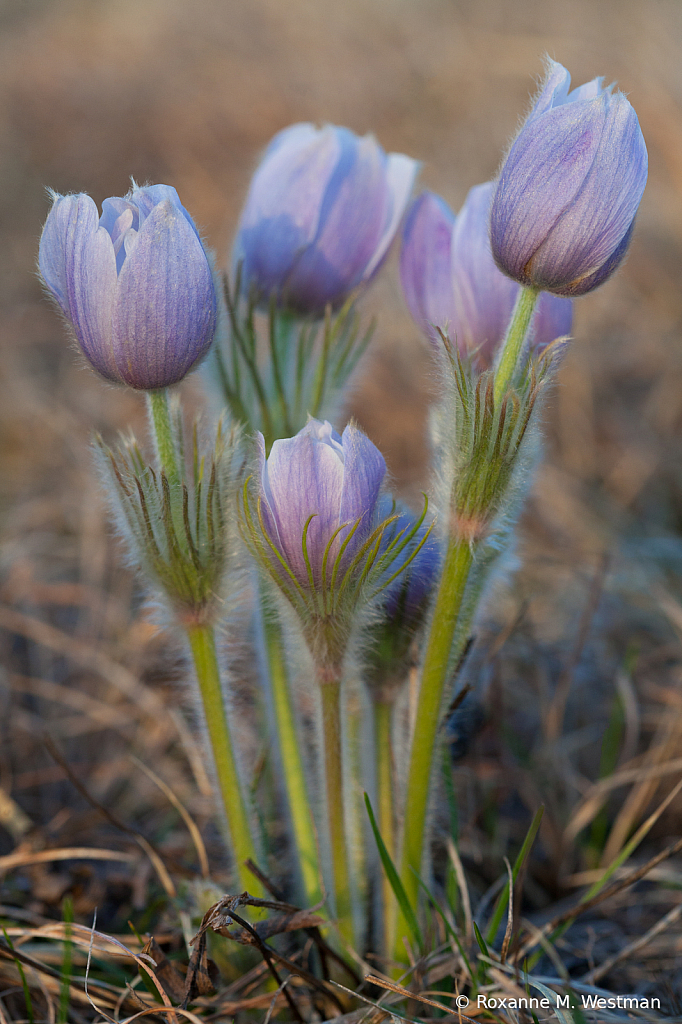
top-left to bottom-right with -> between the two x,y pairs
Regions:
35,56 -> 649,966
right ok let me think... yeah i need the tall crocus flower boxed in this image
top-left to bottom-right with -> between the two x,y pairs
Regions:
39,184 -> 217,389
490,59 -> 648,296
234,123 -> 419,316
400,185 -> 572,367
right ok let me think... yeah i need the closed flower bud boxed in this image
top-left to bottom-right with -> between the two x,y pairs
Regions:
400,185 -> 571,366
490,59 -> 648,296
39,183 -> 217,389
256,418 -> 385,594
234,123 -> 419,316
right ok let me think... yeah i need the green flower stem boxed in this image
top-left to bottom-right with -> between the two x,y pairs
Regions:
493,285 -> 540,406
262,602 -> 321,906
319,672 -> 354,946
186,623 -> 262,896
147,388 -> 180,485
394,537 -> 474,961
374,696 -> 396,950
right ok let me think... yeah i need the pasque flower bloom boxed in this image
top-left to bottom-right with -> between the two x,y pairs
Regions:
490,59 -> 648,296
234,123 -> 419,316
400,184 -> 572,365
256,418 -> 386,593
39,184 -> 217,389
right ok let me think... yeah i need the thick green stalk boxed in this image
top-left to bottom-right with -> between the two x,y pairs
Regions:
262,604 -> 321,906
186,624 -> 262,896
147,389 -> 180,484
374,697 -> 396,951
493,286 -> 539,406
394,538 -> 473,960
319,674 -> 354,945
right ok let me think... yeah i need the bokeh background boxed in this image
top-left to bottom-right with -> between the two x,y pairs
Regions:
3,0 -> 682,1009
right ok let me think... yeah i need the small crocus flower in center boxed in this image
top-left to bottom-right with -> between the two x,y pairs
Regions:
256,418 -> 386,598
39,183 -> 217,389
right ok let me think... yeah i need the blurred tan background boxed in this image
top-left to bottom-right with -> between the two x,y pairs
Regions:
3,0 -> 682,945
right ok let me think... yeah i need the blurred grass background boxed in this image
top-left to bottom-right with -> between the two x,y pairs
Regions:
3,0 -> 682,1014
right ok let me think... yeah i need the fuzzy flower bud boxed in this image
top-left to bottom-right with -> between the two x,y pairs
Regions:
490,59 -> 648,296
39,183 -> 217,389
400,185 -> 572,366
234,123 -> 418,316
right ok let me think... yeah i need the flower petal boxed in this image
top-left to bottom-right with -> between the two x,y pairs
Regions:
400,191 -> 456,345
111,199 -> 216,389
338,421 -> 386,551
363,152 -> 420,280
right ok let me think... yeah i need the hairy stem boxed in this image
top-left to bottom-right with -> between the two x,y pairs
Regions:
493,285 -> 539,406
147,389 -> 180,485
319,670 -> 354,945
187,624 -> 262,896
394,538 -> 474,960
374,697 -> 396,952
261,599 -> 321,906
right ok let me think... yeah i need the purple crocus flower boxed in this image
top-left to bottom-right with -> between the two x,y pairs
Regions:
257,418 -> 386,592
234,123 -> 419,316
400,184 -> 572,366
490,59 -> 648,296
39,184 -> 217,389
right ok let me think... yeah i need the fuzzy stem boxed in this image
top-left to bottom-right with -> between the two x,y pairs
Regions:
394,537 -> 474,960
261,601 -> 322,906
319,671 -> 354,946
147,389 -> 180,484
186,624 -> 262,896
493,286 -> 539,406
374,696 -> 396,951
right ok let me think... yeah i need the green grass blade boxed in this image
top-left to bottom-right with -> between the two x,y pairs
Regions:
364,792 -> 424,954
58,896 -> 73,1024
412,872 -> 476,990
3,926 -> 34,1024
485,805 -> 544,945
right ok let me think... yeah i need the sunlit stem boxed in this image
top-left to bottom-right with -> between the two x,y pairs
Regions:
147,388 -> 180,485
186,624 -> 263,896
374,696 -> 396,952
394,537 -> 474,961
493,285 -> 539,406
318,667 -> 354,946
261,595 -> 322,907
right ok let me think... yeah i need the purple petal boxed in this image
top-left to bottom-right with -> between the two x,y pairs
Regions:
526,59 -> 572,122
491,96 -> 608,284
262,419 -> 346,585
236,124 -> 341,297
57,194 -> 120,382
451,182 -> 519,364
338,421 -> 386,551
363,152 -> 420,280
39,192 -> 78,317
283,132 -> 388,310
110,199 -> 216,389
399,191 -> 456,345
527,95 -> 647,291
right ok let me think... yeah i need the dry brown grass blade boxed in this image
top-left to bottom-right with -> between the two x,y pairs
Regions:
499,858 -> 514,964
582,899 -> 682,986
130,755 -> 210,878
563,755 -> 682,843
9,672 -> 134,730
446,837 -> 473,946
363,974 -> 454,1013
0,846 -> 136,873
44,735 -> 176,897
